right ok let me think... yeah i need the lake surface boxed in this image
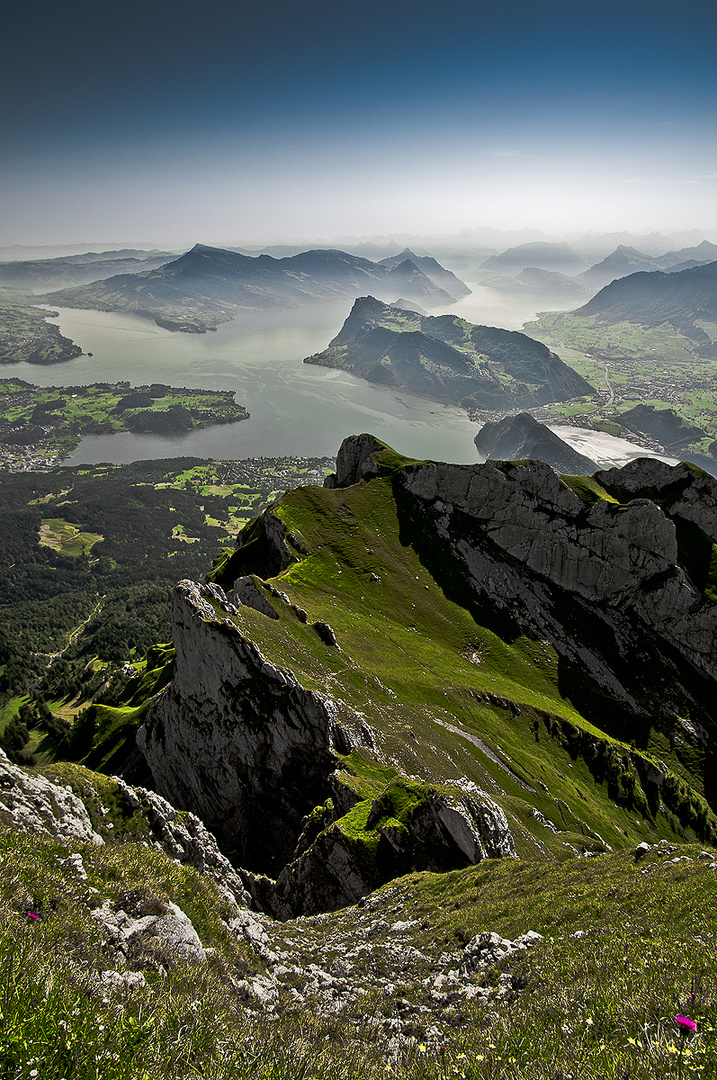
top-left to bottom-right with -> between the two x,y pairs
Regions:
549,426 -> 678,468
17,283 -> 568,466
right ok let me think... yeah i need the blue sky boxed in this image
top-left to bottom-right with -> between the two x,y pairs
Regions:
2,0 -> 716,246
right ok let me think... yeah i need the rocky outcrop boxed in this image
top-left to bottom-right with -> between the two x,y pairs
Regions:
399,458 -> 680,602
138,580 -> 354,876
459,929 -> 543,974
245,784 -> 515,919
92,897 -> 209,966
324,432 -> 389,489
111,777 -> 251,909
597,458 -> 717,541
137,578 -> 517,915
0,749 -> 104,846
0,749 -> 253,911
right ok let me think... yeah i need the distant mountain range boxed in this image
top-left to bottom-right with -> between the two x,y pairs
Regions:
378,248 -> 471,298
481,242 -> 587,275
479,240 -> 717,297
579,242 -> 717,288
514,267 -> 586,295
304,296 -> 593,410
40,245 -> 469,332
0,249 -> 175,293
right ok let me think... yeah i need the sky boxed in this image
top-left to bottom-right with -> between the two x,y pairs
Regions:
2,0 -> 716,248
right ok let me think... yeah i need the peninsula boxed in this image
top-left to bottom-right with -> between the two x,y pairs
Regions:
0,379 -> 249,469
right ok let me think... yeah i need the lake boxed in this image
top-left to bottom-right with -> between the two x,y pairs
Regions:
14,283 -> 575,465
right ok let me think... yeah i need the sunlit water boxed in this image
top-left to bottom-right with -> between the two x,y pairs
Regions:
16,284 -> 582,466
549,426 -> 678,468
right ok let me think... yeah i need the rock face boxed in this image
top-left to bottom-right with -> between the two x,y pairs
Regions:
324,432 -> 388,489
137,572 -> 518,917
392,454 -> 717,741
135,436 -> 717,916
112,777 -> 251,909
596,458 -> 717,540
327,436 -> 717,745
138,580 -> 352,877
0,749 -> 252,911
245,783 -> 515,920
0,749 -> 104,846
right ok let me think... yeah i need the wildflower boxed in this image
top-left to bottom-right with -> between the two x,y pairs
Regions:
28,911 -> 39,921
676,1017 -> 698,1080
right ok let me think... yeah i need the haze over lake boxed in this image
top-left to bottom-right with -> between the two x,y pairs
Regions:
13,283 -> 568,466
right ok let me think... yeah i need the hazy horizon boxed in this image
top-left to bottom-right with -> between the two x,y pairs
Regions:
2,0 -> 716,249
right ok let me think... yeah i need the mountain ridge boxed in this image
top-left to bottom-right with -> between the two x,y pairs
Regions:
39,245 -> 468,332
574,260 -> 717,337
305,296 -> 593,411
127,435 -> 717,917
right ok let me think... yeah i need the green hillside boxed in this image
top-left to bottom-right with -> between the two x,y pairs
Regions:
2,776 -> 715,1080
3,435 -> 717,1078
200,453 -> 714,879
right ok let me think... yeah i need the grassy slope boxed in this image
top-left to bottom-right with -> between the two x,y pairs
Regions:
207,473 -> 714,861
4,457 -> 717,1076
2,796 -> 715,1080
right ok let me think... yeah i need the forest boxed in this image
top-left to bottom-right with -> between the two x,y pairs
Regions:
0,455 -> 332,760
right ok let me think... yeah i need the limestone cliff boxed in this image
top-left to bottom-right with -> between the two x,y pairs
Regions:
138,577 -> 516,915
326,434 -> 717,747
138,580 -> 354,876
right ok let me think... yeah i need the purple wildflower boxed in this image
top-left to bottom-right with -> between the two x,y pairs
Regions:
27,911 -> 39,921
675,1016 -> 697,1035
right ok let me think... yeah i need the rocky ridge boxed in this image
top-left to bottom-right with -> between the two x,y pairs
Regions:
133,436 -> 717,920
139,581 -> 516,917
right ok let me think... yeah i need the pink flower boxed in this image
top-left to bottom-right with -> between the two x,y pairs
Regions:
27,911 -> 39,921
675,1016 -> 697,1035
